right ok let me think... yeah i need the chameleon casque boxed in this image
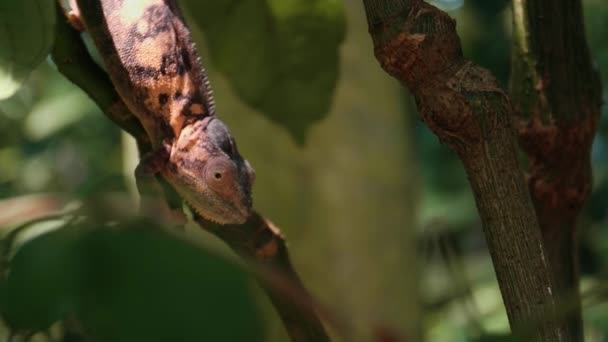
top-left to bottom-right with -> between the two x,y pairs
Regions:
70,0 -> 255,224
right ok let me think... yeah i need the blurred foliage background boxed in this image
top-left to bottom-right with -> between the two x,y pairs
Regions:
0,0 -> 606,341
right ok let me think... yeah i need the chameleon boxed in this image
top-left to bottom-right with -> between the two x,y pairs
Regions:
69,0 -> 255,224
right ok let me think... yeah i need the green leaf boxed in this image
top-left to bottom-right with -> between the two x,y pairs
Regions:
0,220 -> 265,341
0,0 -> 56,99
181,0 -> 346,143
24,90 -> 92,140
473,333 -> 514,342
0,226 -> 84,332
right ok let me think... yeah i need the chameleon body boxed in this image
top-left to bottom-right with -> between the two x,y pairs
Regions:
73,0 -> 254,224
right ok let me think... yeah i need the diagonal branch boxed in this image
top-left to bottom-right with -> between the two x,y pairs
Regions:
51,4 -> 329,342
360,0 -> 568,340
195,213 -> 331,342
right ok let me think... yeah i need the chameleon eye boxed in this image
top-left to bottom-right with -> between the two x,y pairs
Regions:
205,158 -> 238,195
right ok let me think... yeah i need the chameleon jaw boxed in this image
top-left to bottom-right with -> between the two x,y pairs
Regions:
184,197 -> 250,225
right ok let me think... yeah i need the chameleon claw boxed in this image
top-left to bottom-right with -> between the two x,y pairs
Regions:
67,11 -> 85,32
67,0 -> 85,32
135,141 -> 171,177
135,142 -> 190,228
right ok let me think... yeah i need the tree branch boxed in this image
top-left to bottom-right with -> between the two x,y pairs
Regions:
50,5 -> 150,150
51,4 -> 329,341
195,213 -> 331,342
511,0 -> 603,340
361,0 -> 568,340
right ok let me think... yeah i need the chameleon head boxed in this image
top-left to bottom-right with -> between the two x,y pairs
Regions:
165,116 -> 255,224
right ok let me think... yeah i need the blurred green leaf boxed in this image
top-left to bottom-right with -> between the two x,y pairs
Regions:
473,333 -> 514,342
467,0 -> 510,16
0,225 -> 83,332
0,0 -> 55,99
181,0 -> 345,143
0,220 -> 264,341
24,90 -> 92,140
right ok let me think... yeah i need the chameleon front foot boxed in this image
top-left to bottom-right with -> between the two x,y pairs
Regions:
135,145 -> 187,227
134,146 -> 169,196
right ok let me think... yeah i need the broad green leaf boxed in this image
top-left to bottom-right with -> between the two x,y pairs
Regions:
0,220 -> 264,341
0,226 -> 84,332
181,0 -> 346,143
0,0 -> 55,99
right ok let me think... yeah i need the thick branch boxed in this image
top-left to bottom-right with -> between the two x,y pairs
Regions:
511,0 -> 603,340
361,0 -> 567,340
50,4 -> 150,149
51,5 -> 329,342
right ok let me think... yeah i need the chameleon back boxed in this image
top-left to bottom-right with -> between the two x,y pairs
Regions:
76,0 -> 215,148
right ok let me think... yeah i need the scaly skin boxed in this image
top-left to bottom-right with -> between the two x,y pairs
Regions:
73,0 -> 254,224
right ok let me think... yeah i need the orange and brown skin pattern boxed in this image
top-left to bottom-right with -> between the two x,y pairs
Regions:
73,0 -> 254,224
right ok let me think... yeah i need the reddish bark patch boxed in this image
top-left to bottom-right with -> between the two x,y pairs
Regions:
373,1 -> 462,93
371,1 -> 513,156
518,112 -> 598,229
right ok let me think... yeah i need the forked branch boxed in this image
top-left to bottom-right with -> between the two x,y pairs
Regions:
361,0 -> 568,340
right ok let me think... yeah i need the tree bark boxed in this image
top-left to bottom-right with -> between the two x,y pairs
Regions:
51,4 -> 330,341
360,1 -> 568,340
510,0 -> 603,340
